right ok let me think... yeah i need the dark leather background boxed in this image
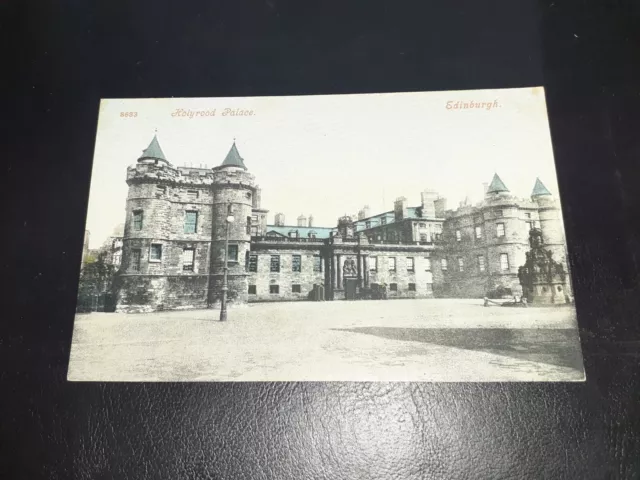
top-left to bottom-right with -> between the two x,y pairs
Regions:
3,1 -> 640,478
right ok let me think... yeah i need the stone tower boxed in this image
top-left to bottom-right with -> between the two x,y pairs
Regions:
531,177 -> 572,296
208,140 -> 256,306
482,173 -> 529,296
118,134 -> 176,311
117,133 -> 216,312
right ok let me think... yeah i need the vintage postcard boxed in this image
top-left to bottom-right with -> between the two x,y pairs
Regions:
68,88 -> 585,382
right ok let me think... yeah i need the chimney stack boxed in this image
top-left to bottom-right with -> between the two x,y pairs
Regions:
308,215 -> 314,228
274,213 -> 285,226
394,197 -> 408,220
297,214 -> 307,227
482,182 -> 489,196
420,190 -> 438,218
434,197 -> 447,218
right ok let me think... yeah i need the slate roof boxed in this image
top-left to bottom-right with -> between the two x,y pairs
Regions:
265,225 -> 335,239
139,135 -> 168,162
221,141 -> 247,169
486,173 -> 509,194
531,177 -> 552,196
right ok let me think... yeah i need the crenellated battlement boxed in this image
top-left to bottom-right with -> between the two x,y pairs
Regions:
126,163 -> 216,186
211,166 -> 256,188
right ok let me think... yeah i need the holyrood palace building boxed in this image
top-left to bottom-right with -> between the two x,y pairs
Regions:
114,135 -> 570,313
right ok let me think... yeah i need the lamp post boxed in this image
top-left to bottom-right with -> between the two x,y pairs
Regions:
220,203 -> 235,321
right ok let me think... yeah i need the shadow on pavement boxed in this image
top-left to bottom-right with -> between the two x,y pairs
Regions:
332,327 -> 584,371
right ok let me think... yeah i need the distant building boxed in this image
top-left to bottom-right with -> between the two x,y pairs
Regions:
113,134 -> 570,312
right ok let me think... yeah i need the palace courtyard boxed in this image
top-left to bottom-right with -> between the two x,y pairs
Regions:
67,299 -> 585,382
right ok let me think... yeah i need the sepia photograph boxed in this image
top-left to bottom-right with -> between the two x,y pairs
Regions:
68,87 -> 585,382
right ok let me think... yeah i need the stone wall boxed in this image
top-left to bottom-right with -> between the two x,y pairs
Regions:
365,254 -> 435,299
247,246 -> 325,302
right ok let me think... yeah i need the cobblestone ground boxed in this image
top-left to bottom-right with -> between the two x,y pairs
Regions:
68,299 -> 585,382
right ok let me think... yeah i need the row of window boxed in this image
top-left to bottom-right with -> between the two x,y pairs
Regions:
456,223 -> 503,241
248,254 -> 323,273
454,220 -> 541,242
130,245 -> 197,272
129,246 -> 510,275
440,253 -> 510,273
249,282 -> 433,295
133,210 -> 201,234
129,246 -> 324,273
368,256 -> 419,272
132,209 -> 254,235
154,186 -> 202,200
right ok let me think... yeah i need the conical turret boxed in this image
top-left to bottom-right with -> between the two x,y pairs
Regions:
486,173 -> 509,195
531,177 -> 552,197
219,140 -> 247,170
138,134 -> 168,164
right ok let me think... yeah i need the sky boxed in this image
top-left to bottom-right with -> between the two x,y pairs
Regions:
85,87 -> 562,248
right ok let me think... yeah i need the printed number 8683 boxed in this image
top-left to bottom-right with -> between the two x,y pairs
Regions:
120,112 -> 138,117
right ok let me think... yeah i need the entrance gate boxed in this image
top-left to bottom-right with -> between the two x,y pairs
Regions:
345,278 -> 358,300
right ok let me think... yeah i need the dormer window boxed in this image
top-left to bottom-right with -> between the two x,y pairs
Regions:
308,230 -> 317,239
288,230 -> 298,238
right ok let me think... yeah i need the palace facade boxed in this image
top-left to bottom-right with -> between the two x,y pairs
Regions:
113,135 -> 570,312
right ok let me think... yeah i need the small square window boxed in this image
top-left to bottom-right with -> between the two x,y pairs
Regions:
456,230 -> 461,241
424,257 -> 432,271
248,285 -> 257,294
496,223 -> 505,237
270,255 -> 280,272
441,258 -> 448,271
228,244 -> 239,262
477,255 -> 485,272
475,226 -> 482,239
389,257 -> 396,272
131,249 -> 141,272
500,253 -> 510,272
184,211 -> 198,234
248,255 -> 258,272
292,255 -> 301,272
370,256 -> 378,272
150,244 -> 162,261
408,283 -> 416,292
269,284 -> 280,294
390,283 -> 398,291
406,257 -> 415,272
132,210 -> 143,231
292,284 -> 301,293
458,257 -> 464,272
182,248 -> 195,271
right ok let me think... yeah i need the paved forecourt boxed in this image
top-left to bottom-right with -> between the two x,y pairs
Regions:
68,299 -> 584,382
